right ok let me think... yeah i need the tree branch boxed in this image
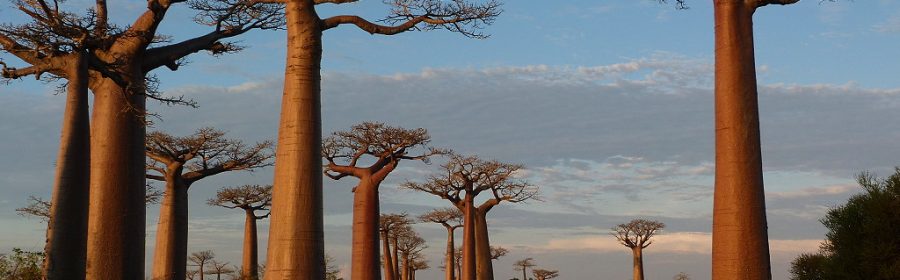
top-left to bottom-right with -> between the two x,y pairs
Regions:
315,0 -> 357,4
321,15 -> 428,34
141,30 -> 234,72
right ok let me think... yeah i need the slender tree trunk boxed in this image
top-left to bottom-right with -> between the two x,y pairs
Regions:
632,247 -> 644,280
351,180 -> 381,280
85,75 -> 147,279
199,260 -> 205,280
521,267 -> 526,280
265,0 -> 325,278
391,238 -> 400,280
474,210 -> 493,280
445,227 -> 456,280
243,209 -> 260,280
43,52 -> 90,280
152,176 -> 189,280
461,194 -> 477,280
712,1 -> 771,279
382,229 -> 395,280
400,253 -> 409,280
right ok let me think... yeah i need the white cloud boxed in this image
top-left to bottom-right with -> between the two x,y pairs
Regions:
537,232 -> 823,255
767,184 -> 857,200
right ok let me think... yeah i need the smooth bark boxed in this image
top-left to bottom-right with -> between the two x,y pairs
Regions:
243,209 -> 260,280
474,209 -> 493,280
264,0 -> 325,278
85,75 -> 147,279
43,52 -> 90,280
445,227 -> 456,280
401,252 -> 410,280
350,180 -> 381,280
382,229 -> 395,280
461,194 -> 476,280
151,177 -> 190,280
712,1 -> 771,279
392,237 -> 400,280
632,247 -> 644,280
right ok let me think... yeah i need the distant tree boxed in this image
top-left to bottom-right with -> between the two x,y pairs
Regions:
208,185 -> 273,280
147,128 -> 273,280
673,272 -> 691,280
323,122 -> 447,279
532,268 -> 559,280
264,1 -> 501,277
513,258 -> 536,280
408,255 -> 429,280
0,248 -> 43,280
405,154 -> 538,280
612,219 -> 665,280
815,169 -> 900,280
188,250 -> 216,280
419,208 -> 463,280
186,269 -> 200,280
209,260 -> 234,280
380,213 -> 412,280
14,197 -> 51,221
789,253 -> 827,280
325,254 -> 343,280
395,226 -> 427,280
490,246 -> 509,260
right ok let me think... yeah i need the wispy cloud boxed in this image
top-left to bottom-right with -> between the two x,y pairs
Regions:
874,14 -> 900,33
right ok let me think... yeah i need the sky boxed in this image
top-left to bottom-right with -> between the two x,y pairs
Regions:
2,0 -> 900,279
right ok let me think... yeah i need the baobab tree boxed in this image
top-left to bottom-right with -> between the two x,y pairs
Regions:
419,208 -> 463,280
404,154 -> 538,280
532,268 -> 559,280
322,122 -> 447,280
146,128 -> 273,280
264,1 -> 501,278
209,260 -> 236,280
513,258 -> 536,280
188,250 -> 216,280
208,185 -> 273,280
380,213 -> 411,280
673,272 -> 691,280
4,0 -> 283,277
396,228 -> 427,280
490,246 -> 509,261
408,256 -> 429,280
612,219 -> 665,280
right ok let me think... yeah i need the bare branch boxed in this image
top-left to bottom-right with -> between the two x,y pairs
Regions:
321,0 -> 501,38
611,219 -> 666,249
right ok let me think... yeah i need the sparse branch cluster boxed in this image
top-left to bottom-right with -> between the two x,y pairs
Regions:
145,127 -> 274,183
320,0 -> 501,38
612,219 -> 665,249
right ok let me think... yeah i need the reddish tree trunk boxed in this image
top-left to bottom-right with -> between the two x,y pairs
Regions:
350,180 -> 381,280
401,252 -> 410,280
43,52 -> 90,280
712,1 -> 771,279
474,210 -> 493,280
85,75 -> 147,279
243,209 -> 260,280
264,0 -> 325,278
632,247 -> 644,280
152,177 -> 190,280
445,227 -> 456,280
382,229 -> 395,280
461,194 -> 476,280
392,238 -> 400,280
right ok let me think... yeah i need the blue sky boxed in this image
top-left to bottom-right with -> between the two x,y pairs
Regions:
2,1 -> 900,279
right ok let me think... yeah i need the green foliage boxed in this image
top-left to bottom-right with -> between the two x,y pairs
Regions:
0,248 -> 44,280
790,168 -> 900,280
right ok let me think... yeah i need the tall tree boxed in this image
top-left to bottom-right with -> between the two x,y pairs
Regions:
380,213 -> 411,280
513,258 -> 536,280
408,255 -> 429,280
147,128 -> 273,280
209,260 -> 235,280
419,208 -> 463,280
395,227 -> 427,280
490,246 -> 509,261
323,122 -> 446,280
4,1 -> 283,277
1,5 -> 96,278
208,185 -> 273,280
188,250 -> 216,280
404,154 -> 538,280
612,219 -> 665,280
531,268 -> 559,280
264,1 -> 501,278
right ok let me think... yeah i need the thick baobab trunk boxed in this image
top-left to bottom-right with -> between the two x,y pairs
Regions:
243,209 -> 260,280
632,247 -> 644,280
445,227 -> 456,280
43,52 -> 90,280
351,180 -> 381,280
85,76 -> 147,279
474,210 -> 493,280
382,230 -> 395,280
461,195 -> 477,280
401,253 -> 410,280
712,1 -> 771,279
152,177 -> 189,280
264,0 -> 325,279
